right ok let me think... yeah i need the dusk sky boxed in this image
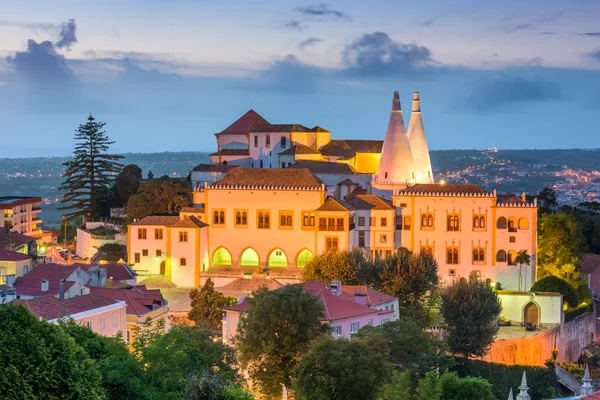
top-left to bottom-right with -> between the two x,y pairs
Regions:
1,0 -> 600,157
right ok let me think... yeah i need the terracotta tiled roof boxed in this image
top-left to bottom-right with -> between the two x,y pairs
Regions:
316,196 -> 352,212
180,207 -> 205,213
279,144 -> 321,156
221,278 -> 284,292
15,293 -> 120,321
581,253 -> 600,274
290,160 -> 359,174
89,286 -> 166,316
171,215 -> 208,228
497,192 -> 524,204
14,277 -> 76,297
0,196 -> 41,209
337,178 -> 356,186
341,286 -> 396,307
346,187 -> 368,199
398,184 -> 488,195
191,163 -> 241,173
217,110 -> 271,135
581,391 -> 600,399
346,195 -> 394,210
210,149 -> 250,157
213,167 -> 324,189
0,249 -> 31,262
23,264 -> 75,280
319,140 -> 383,159
8,232 -> 37,247
130,216 -> 181,226
252,124 -> 329,133
72,263 -> 135,282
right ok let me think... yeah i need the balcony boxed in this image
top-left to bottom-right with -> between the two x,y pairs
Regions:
318,225 -> 344,231
32,207 -> 42,212
32,218 -> 42,223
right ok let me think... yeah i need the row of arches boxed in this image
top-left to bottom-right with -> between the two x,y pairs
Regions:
497,217 -> 529,231
496,249 -> 523,265
212,247 -> 314,268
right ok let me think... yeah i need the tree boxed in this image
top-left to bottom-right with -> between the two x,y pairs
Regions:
113,164 -> 143,206
131,316 -> 166,357
531,276 -> 579,308
441,272 -> 502,358
95,242 -> 127,263
301,249 -> 368,285
378,371 -> 414,400
188,278 -> 236,330
147,170 -> 154,180
353,319 -> 447,377
234,285 -> 329,398
293,334 -> 392,400
537,212 -> 583,286
185,371 -> 254,400
125,178 -> 192,223
59,114 -> 124,220
0,303 -> 104,399
378,251 -> 440,328
514,250 -> 531,292
537,187 -> 558,215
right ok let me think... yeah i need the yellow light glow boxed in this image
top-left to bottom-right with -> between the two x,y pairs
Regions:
440,179 -> 446,185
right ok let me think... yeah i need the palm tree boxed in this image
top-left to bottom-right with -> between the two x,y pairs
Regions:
515,250 -> 531,291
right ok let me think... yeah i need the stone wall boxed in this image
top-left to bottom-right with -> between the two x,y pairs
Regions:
484,312 -> 596,366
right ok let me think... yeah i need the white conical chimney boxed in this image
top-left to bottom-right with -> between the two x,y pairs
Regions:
507,388 -> 514,400
376,91 -> 415,184
407,92 -> 434,184
516,372 -> 530,400
581,364 -> 593,395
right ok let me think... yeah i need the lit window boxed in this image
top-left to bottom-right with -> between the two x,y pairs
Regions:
380,235 -> 387,244
179,231 -> 188,242
180,258 -> 187,266
302,212 -> 315,227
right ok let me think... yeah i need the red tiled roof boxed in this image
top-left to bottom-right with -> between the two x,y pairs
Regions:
319,140 -> 383,159
346,194 -> 394,210
279,144 -> 321,156
398,183 -> 488,195
14,277 -> 76,297
316,196 -> 352,212
497,192 -> 525,204
252,124 -> 329,133
210,149 -> 250,157
8,232 -> 37,247
0,249 -> 31,262
15,293 -> 120,321
171,215 -> 208,228
341,286 -> 396,307
89,286 -> 165,316
180,207 -> 205,213
130,216 -> 180,226
217,110 -> 271,135
24,263 -> 76,280
191,163 -> 241,173
346,187 -> 368,199
0,196 -> 41,209
581,392 -> 600,399
221,278 -> 284,292
337,178 -> 356,186
290,160 -> 360,174
214,167 -> 324,188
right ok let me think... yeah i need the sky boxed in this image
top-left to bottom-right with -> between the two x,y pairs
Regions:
1,0 -> 600,157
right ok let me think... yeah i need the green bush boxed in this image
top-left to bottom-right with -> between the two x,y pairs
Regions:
531,276 -> 579,308
565,303 -> 591,322
451,359 -> 561,400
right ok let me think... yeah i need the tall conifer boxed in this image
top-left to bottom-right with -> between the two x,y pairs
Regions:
59,114 -> 123,220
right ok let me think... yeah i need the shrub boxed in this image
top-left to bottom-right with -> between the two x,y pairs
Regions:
531,276 -> 579,308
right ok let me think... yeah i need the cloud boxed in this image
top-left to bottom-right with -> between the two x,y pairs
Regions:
540,32 -> 557,35
590,49 -> 600,62
283,20 -> 307,32
505,13 -> 562,34
0,20 -> 58,34
421,19 -> 435,27
119,57 -> 181,84
342,32 -> 436,77
467,76 -> 560,112
579,32 -> 600,37
295,4 -> 349,20
55,19 -> 77,50
252,54 -> 322,93
298,37 -> 323,49
506,24 -> 532,34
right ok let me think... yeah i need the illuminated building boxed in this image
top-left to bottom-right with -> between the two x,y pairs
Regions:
0,196 -> 43,237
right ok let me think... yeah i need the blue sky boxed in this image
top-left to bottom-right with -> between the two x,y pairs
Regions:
1,0 -> 600,157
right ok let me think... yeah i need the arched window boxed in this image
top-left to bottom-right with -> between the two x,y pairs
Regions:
447,215 -> 460,231
240,248 -> 259,266
496,250 -> 506,262
421,214 -> 427,227
474,216 -> 480,228
497,217 -> 507,229
507,250 -> 517,265
219,211 -> 225,224
428,215 -> 433,226
518,217 -> 529,230
446,247 -> 459,264
236,212 -> 241,225
473,248 -> 485,263
213,211 -> 219,224
268,248 -> 288,267
474,215 -> 486,229
213,247 -> 232,266
508,217 -> 517,232
260,159 -> 263,168
297,249 -> 314,267
421,246 -> 433,257
480,216 -> 486,229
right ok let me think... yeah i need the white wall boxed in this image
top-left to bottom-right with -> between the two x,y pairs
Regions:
498,292 -> 563,326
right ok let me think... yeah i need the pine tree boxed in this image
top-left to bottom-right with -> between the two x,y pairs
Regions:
147,170 -> 154,180
59,114 -> 123,220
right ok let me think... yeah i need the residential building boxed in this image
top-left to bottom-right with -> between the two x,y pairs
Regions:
222,280 -> 397,343
76,221 -> 127,259
14,293 -> 127,338
0,249 -> 34,285
0,196 -> 43,237
6,231 -> 38,256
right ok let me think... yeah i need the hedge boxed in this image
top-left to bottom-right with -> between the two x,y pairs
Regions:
531,276 -> 579,308
451,359 -> 562,400
565,303 -> 591,322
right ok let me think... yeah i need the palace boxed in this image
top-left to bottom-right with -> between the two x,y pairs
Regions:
128,92 -> 537,294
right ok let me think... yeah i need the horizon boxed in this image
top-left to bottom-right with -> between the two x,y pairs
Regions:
1,1 -> 600,157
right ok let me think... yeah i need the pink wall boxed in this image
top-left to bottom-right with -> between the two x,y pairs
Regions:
65,303 -> 127,338
332,312 -> 395,339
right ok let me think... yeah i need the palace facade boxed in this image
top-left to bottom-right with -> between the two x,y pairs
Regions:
128,92 -> 537,293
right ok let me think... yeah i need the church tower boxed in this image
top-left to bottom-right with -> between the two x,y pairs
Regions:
407,92 -> 434,183
376,91 -> 415,186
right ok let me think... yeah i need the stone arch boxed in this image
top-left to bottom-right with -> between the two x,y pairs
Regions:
268,248 -> 288,267
523,301 -> 540,326
519,217 -> 529,230
212,247 -> 232,266
507,249 -> 517,265
240,247 -> 260,267
508,217 -> 518,232
497,217 -> 507,229
296,249 -> 314,267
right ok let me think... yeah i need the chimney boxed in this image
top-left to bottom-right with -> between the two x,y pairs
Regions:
329,279 -> 342,296
392,91 -> 401,111
59,278 -> 65,300
41,279 -> 49,292
412,92 -> 421,112
354,290 -> 367,306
